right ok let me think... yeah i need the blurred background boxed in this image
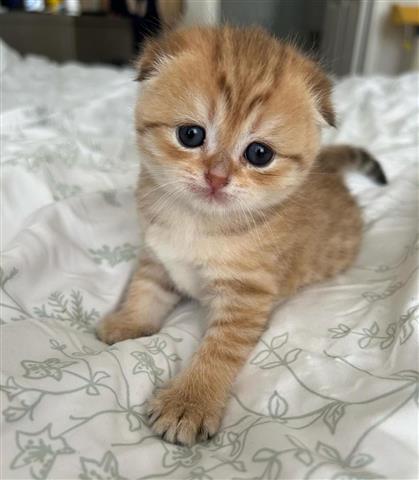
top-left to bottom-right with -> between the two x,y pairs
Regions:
0,0 -> 418,76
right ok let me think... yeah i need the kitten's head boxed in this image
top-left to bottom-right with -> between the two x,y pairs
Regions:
135,26 -> 335,216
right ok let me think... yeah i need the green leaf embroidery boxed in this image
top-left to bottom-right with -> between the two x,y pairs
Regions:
268,391 -> 288,418
3,406 -> 28,422
3,391 -> 43,423
286,434 -> 309,451
21,358 -> 76,381
0,266 -> 18,288
253,449 -> 282,478
329,324 -> 351,338
0,267 -> 32,321
126,413 -> 142,432
400,322 -> 414,344
189,467 -> 212,480
316,441 -> 342,462
225,431 -> 241,456
131,351 -> 164,385
359,333 -> 373,349
85,385 -> 100,396
162,445 -> 202,468
11,424 -> 74,479
284,348 -> 302,364
101,190 -> 122,207
145,339 -> 167,354
323,402 -> 346,434
332,471 -> 385,479
260,361 -> 283,369
370,322 -> 379,335
79,451 -> 126,480
349,453 -> 374,468
231,460 -> 246,472
33,290 -> 99,332
294,449 -> 313,466
92,371 -> 110,383
270,333 -> 288,349
0,377 -> 23,400
89,244 -> 138,267
330,304 -> 418,350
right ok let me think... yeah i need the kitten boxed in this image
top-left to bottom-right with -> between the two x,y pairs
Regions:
97,26 -> 386,446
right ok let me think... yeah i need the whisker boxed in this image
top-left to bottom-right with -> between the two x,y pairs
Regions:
138,180 -> 186,201
147,185 -> 188,222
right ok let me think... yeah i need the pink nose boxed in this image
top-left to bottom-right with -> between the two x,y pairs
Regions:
205,171 -> 229,192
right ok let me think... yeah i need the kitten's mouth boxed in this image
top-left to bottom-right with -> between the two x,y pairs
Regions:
188,184 -> 230,204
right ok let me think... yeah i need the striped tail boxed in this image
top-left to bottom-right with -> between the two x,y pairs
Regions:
317,145 -> 387,185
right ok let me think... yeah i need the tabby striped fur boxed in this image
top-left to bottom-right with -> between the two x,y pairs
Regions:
97,26 -> 386,446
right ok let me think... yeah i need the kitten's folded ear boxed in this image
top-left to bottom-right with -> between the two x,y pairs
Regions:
135,31 -> 185,82
135,38 -> 165,82
302,60 -> 336,128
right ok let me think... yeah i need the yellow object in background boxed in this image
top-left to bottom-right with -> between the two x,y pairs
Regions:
391,4 -> 419,71
391,4 -> 419,26
46,0 -> 62,12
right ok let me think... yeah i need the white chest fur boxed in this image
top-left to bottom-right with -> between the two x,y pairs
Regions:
144,222 -> 207,299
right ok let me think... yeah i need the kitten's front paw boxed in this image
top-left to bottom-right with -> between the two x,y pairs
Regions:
148,381 -> 223,446
96,311 -> 158,344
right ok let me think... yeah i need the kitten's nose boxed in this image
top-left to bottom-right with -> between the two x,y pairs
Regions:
205,171 -> 229,192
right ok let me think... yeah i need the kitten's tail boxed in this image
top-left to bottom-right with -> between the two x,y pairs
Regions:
317,145 -> 387,185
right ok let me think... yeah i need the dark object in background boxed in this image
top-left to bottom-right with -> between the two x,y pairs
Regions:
0,0 -> 184,64
0,0 -> 166,64
132,0 -> 161,54
0,11 -> 133,64
110,0 -> 161,54
2,0 -> 24,8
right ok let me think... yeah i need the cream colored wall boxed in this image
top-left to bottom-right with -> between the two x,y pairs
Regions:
363,0 -> 417,75
179,0 -> 417,74
182,0 -> 220,26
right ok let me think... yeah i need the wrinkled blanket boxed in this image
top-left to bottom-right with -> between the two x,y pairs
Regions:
1,40 -> 418,479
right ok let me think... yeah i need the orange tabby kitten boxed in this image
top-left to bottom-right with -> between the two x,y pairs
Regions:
97,26 -> 386,446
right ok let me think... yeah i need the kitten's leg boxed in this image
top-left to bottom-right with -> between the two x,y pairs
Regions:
148,283 -> 274,446
96,253 -> 180,344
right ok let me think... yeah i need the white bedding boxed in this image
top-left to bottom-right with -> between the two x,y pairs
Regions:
1,40 -> 418,479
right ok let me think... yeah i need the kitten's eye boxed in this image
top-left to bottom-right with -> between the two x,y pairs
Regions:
244,142 -> 274,167
177,125 -> 206,148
